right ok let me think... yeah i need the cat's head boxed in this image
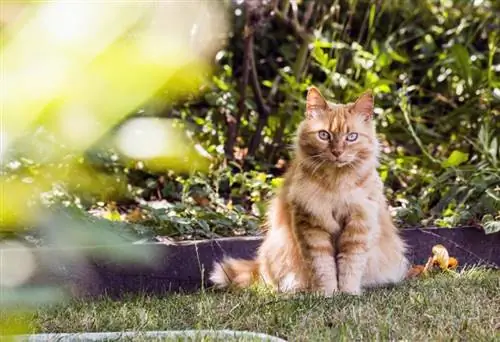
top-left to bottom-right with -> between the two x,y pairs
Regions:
296,86 -> 378,169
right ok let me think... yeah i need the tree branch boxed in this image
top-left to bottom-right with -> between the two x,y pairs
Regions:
247,47 -> 271,157
302,1 -> 315,28
273,9 -> 310,42
290,0 -> 300,26
224,2 -> 254,160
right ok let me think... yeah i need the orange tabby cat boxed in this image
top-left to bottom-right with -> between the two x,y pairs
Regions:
210,87 -> 409,295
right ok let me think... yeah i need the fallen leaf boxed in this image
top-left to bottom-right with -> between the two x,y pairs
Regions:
102,202 -> 121,221
407,265 -> 425,278
431,244 -> 450,270
448,257 -> 458,269
126,207 -> 144,222
423,256 -> 434,274
407,244 -> 458,279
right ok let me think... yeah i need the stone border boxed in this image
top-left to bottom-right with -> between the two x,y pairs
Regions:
2,227 -> 498,298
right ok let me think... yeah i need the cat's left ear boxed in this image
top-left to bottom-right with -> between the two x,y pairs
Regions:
306,86 -> 328,119
352,91 -> 374,121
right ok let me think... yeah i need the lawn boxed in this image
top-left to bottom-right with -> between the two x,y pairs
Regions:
26,268 -> 500,341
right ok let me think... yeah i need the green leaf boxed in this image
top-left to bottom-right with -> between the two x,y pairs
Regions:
489,137 -> 498,160
262,80 -> 273,88
270,177 -> 284,189
442,150 -> 469,168
482,215 -> 500,234
368,4 -> 376,31
212,76 -> 229,91
450,44 -> 472,87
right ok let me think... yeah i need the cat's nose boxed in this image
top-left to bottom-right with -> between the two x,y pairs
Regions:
331,150 -> 342,157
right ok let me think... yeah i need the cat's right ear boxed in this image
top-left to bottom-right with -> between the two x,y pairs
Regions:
306,86 -> 327,119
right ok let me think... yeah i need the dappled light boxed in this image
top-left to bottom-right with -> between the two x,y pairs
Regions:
0,0 -> 498,339
115,118 -> 210,173
0,240 -> 35,288
0,0 -> 227,335
1,0 -> 227,228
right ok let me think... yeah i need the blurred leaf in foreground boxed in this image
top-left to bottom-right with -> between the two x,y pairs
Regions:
0,0 -> 228,319
0,0 -> 227,230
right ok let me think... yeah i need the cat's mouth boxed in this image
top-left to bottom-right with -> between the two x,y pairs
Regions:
333,160 -> 352,168
318,152 -> 355,168
329,156 -> 355,168
334,161 -> 349,167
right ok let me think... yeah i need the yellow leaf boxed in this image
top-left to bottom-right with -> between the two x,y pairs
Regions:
103,203 -> 121,221
407,264 -> 425,278
126,207 -> 144,223
431,244 -> 450,270
448,257 -> 458,269
423,256 -> 434,274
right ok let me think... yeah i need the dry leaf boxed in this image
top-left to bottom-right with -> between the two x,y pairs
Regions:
126,207 -> 144,222
192,194 -> 210,207
431,244 -> 450,270
423,256 -> 434,274
407,265 -> 425,278
407,244 -> 458,279
448,257 -> 458,269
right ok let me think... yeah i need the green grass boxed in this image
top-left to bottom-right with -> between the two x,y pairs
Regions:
26,268 -> 500,341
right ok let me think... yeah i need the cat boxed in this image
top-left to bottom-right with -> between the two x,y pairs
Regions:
210,87 -> 409,295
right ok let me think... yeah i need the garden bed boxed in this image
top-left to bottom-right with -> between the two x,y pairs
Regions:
4,227 -> 499,298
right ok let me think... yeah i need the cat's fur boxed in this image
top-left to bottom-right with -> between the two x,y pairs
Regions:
210,87 -> 409,295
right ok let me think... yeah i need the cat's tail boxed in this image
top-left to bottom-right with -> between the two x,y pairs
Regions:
209,258 -> 259,288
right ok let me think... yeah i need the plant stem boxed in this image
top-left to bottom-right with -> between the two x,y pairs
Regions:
225,3 -> 254,160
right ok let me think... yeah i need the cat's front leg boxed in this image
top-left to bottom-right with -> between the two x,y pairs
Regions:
303,228 -> 338,296
294,209 -> 338,296
337,204 -> 376,295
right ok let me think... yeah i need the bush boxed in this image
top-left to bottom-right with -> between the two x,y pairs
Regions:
3,0 -> 500,242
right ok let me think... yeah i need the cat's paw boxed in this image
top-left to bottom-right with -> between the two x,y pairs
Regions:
323,284 -> 339,297
323,289 -> 338,297
339,285 -> 362,296
312,288 -> 337,297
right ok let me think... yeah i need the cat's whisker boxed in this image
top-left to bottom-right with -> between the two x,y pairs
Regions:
297,154 -> 322,169
311,159 -> 327,176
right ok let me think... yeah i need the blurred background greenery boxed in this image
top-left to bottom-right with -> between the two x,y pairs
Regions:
0,0 -> 499,333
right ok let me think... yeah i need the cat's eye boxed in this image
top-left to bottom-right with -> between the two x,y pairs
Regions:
346,132 -> 358,142
318,130 -> 330,141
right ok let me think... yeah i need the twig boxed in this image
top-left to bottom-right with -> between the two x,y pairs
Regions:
290,0 -> 299,25
266,75 -> 281,103
280,0 -> 290,14
224,3 -> 254,160
302,1 -> 315,28
356,2 -> 370,44
399,91 -> 440,164
273,9 -> 310,42
248,47 -> 271,157
293,38 -> 310,79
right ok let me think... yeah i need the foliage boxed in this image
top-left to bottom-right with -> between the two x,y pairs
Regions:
189,0 -> 500,232
3,0 -> 500,243
120,0 -> 499,234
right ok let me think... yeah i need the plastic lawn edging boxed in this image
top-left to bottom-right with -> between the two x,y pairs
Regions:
1,227 -> 499,298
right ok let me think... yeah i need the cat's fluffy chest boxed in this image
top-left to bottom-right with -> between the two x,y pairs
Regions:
288,177 -> 368,233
